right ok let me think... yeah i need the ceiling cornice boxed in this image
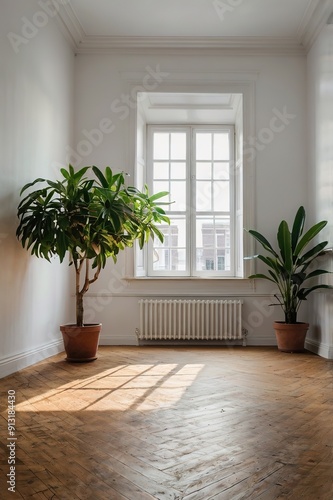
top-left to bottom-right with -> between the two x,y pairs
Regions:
53,1 -> 85,51
73,35 -> 305,56
55,0 -> 333,56
297,0 -> 333,51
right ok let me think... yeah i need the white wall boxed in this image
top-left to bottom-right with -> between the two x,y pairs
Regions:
73,51 -> 307,347
0,7 -> 313,368
0,1 -> 75,376
306,25 -> 333,359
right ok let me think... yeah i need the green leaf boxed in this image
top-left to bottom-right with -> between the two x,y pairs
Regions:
298,241 -> 328,266
268,269 -> 279,282
257,254 -> 279,271
248,273 -> 275,283
277,220 -> 292,272
151,225 -> 164,242
247,230 -> 279,258
154,206 -> 167,215
60,168 -> 70,180
56,231 -> 68,262
92,166 -> 109,188
298,284 -> 333,300
291,206 -> 305,252
149,191 -> 170,202
294,221 -> 327,255
74,166 -> 90,182
105,166 -> 113,185
303,269 -> 331,281
19,178 -> 46,195
291,272 -> 306,285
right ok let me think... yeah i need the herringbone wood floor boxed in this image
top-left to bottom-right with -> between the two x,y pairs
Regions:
1,346 -> 333,499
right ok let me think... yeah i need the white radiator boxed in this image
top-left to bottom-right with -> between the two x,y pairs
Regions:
137,299 -> 245,345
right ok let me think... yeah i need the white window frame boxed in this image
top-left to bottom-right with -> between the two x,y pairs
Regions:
122,74 -> 257,283
146,124 -> 235,278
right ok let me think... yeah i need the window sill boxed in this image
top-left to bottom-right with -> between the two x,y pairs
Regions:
121,276 -> 256,295
124,276 -> 248,281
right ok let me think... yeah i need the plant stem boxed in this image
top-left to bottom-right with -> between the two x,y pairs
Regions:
75,257 -> 85,327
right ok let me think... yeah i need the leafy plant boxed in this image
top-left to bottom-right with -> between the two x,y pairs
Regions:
16,165 -> 170,326
246,206 -> 332,323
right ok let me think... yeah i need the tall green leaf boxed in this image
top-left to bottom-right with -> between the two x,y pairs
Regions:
291,205 -> 305,252
298,241 -> 328,265
303,269 -> 330,281
294,221 -> 327,255
277,220 -> 292,272
73,166 -> 90,182
92,166 -> 109,188
248,273 -> 275,283
247,230 -> 279,257
246,206 -> 332,323
19,178 -> 46,195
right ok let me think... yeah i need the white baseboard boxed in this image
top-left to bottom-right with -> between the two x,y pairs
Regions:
305,338 -> 333,359
0,340 -> 64,379
1,335 -> 328,380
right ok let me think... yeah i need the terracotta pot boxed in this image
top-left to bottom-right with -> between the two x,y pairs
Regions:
273,321 -> 309,353
60,324 -> 102,362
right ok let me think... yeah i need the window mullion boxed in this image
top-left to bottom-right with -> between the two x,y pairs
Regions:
189,127 -> 195,277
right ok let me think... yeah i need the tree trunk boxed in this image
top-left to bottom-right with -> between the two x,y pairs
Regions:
75,261 -> 84,326
76,292 -> 84,326
285,311 -> 297,324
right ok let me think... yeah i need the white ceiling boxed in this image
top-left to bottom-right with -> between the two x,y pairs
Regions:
69,0 -> 312,37
58,0 -> 333,53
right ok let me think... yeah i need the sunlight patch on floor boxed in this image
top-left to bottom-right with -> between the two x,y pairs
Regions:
16,363 -> 205,412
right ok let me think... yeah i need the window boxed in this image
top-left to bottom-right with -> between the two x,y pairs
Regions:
131,85 -> 255,281
147,125 -> 235,277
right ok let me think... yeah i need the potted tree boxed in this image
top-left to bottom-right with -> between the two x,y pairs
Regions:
16,165 -> 169,361
246,206 -> 332,352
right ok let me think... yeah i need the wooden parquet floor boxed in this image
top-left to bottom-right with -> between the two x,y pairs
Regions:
1,346 -> 333,499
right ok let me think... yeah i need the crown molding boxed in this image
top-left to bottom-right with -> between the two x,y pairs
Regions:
297,0 -> 333,52
73,35 -> 305,56
53,1 -> 85,51
56,0 -> 333,56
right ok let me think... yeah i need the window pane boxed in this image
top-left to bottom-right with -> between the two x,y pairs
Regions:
153,248 -> 169,271
153,220 -> 187,247
147,124 -> 235,277
171,162 -> 186,179
196,181 -> 212,211
171,133 -> 186,160
154,133 -> 169,160
213,181 -> 229,211
152,218 -> 186,271
196,133 -> 212,160
154,162 -> 169,179
196,217 -> 231,271
196,162 -> 212,179
154,181 -> 170,202
135,240 -> 144,270
174,249 -> 186,271
170,181 -> 186,211
213,133 -> 229,160
214,162 -> 229,180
